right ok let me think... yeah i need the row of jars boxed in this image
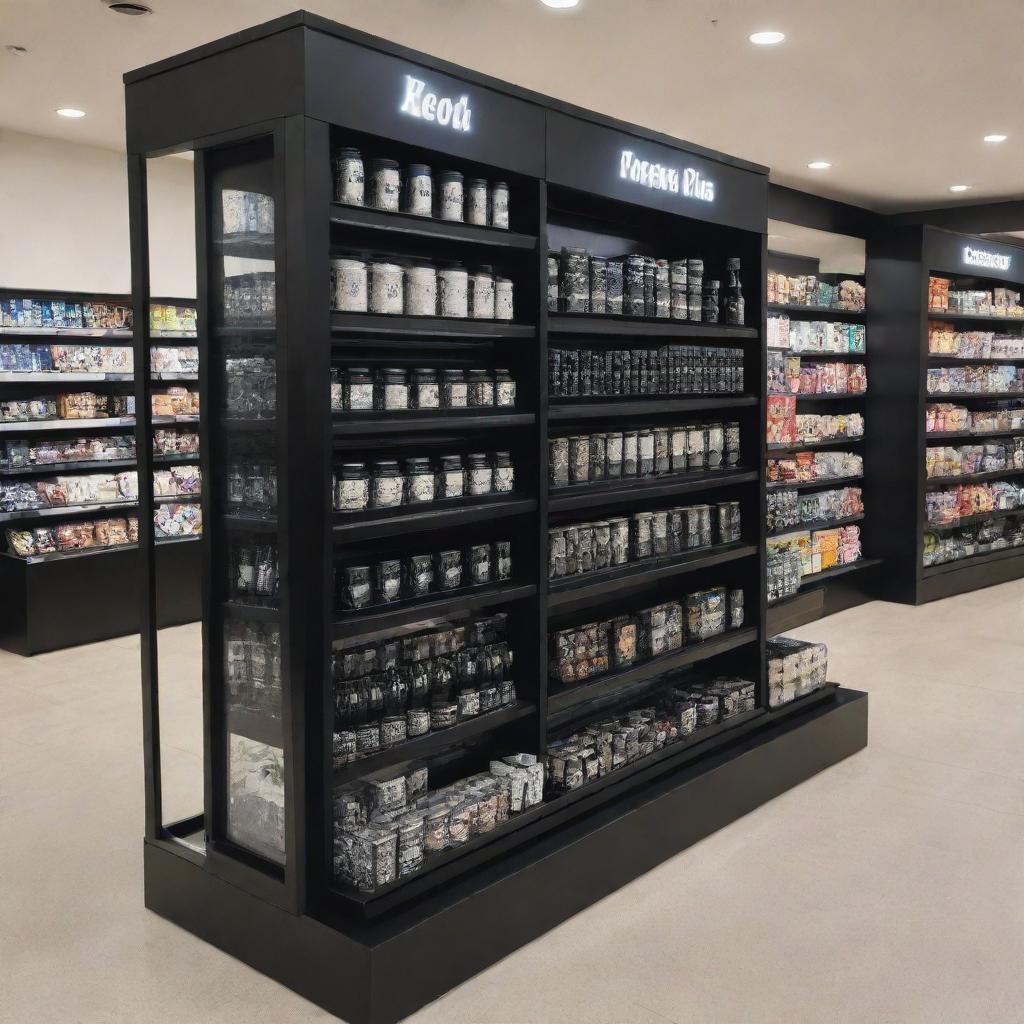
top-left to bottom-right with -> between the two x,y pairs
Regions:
334,452 -> 515,512
330,367 -> 516,412
333,148 -> 510,229
331,257 -> 514,320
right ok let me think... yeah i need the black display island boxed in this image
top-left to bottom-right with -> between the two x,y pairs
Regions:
125,13 -> 867,1023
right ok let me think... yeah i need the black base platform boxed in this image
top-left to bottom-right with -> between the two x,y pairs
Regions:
145,688 -> 868,1024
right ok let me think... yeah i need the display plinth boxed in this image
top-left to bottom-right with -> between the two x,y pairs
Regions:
146,687 -> 867,1024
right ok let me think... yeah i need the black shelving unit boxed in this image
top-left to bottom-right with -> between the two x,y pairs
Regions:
868,225 -> 1024,603
0,287 -> 201,653
126,15 -> 867,1024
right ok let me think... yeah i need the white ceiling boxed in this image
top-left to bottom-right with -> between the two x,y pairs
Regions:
2,0 -> 1024,213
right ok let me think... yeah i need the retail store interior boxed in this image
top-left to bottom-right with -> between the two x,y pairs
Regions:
1,3 -> 1023,1023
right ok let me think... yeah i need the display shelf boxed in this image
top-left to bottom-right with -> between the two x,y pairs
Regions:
548,314 -> 757,339
926,391 -> 1024,401
767,474 -> 863,491
926,428 -> 1024,441
2,533 -> 199,565
766,437 -> 864,453
548,395 -> 757,420
926,354 -> 1024,365
791,557 -> 883,590
926,310 -> 1024,325
333,496 -> 537,542
329,202 -> 538,249
0,416 -> 136,433
767,512 -> 864,539
221,601 -> 280,623
0,372 -> 133,383
791,392 -> 867,402
222,512 -> 278,532
0,326 -> 132,338
330,702 -> 537,787
0,457 -> 138,476
330,312 -> 535,339
332,411 -> 534,435
547,541 -> 757,608
225,707 -> 283,747
925,467 -> 1024,486
0,500 -> 138,522
153,452 -> 201,465
151,372 -> 198,381
767,303 -> 865,319
546,627 -> 758,722
153,492 -> 200,506
921,544 -> 1024,579
151,330 -> 198,340
548,467 -> 757,513
767,345 -> 866,360
925,506 -> 1024,531
332,581 -> 537,640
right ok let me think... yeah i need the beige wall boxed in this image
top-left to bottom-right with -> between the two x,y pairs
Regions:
0,128 -> 196,299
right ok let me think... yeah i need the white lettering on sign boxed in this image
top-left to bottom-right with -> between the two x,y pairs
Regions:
619,150 -> 715,203
400,75 -> 472,132
963,245 -> 1011,271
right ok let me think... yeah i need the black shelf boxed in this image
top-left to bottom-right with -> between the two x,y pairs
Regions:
925,467 -> 1024,486
767,474 -> 863,491
0,457 -> 138,476
330,702 -> 536,787
927,310 -> 1024,325
926,391 -> 1024,401
0,372 -> 133,383
549,395 -> 757,420
924,506 -> 1024,531
153,452 -> 201,465
766,345 -> 866,360
222,513 -> 278,533
927,354 -> 1024,365
766,437 -> 864,454
329,202 -> 538,249
794,557 -> 883,590
0,500 -> 138,523
922,544 -> 1024,579
790,392 -> 867,402
548,542 -> 757,608
548,314 -> 757,339
549,467 -> 756,512
547,626 -> 758,722
330,312 -> 535,339
154,493 -> 200,506
332,411 -> 534,435
0,326 -> 132,338
767,513 -> 864,538
221,601 -> 280,623
333,496 -> 537,542
0,416 -> 136,433
225,707 -> 284,747
332,582 -> 537,640
926,429 -> 1024,441
767,303 -> 865,319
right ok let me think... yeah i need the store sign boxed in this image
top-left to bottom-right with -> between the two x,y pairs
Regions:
963,246 -> 1011,271
619,149 -> 715,203
399,74 -> 472,132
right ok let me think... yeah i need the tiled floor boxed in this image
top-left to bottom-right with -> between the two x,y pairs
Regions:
2,583 -> 1024,1023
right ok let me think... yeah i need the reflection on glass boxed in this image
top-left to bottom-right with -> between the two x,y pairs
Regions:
228,733 -> 285,864
224,353 -> 276,418
225,620 -> 282,719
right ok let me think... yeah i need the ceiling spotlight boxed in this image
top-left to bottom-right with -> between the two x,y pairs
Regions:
949,184 -> 972,193
984,134 -> 1007,143
540,0 -> 580,7
56,108 -> 86,119
102,1 -> 153,13
749,30 -> 785,45
807,160 -> 832,170
5,44 -> 28,56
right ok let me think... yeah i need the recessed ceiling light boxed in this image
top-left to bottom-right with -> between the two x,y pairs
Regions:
949,184 -> 972,193
5,44 -> 28,56
749,30 -> 785,45
56,108 -> 86,119
102,1 -> 153,13
540,0 -> 579,7
984,134 -> 1007,143
807,160 -> 831,170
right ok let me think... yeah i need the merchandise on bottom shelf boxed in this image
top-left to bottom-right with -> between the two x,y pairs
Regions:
926,439 -> 1024,478
228,536 -> 279,605
767,353 -> 868,395
151,387 -> 199,418
767,487 -> 863,533
549,346 -> 744,397
767,524 -> 862,578
926,364 -> 1024,395
332,751 -> 542,893
153,429 -> 199,455
153,502 -> 202,537
545,674 -> 756,793
0,434 -> 135,470
923,514 -> 1024,566
0,343 -> 133,374
338,540 -> 512,610
332,614 -> 515,762
0,392 -> 133,424
224,620 -> 282,719
224,356 -> 276,419
0,470 -> 137,512
767,548 -> 802,603
334,451 -> 513,513
5,515 -> 138,556
330,366 -> 516,412
928,277 -> 1024,317
766,272 -> 865,311
150,346 -> 199,375
767,395 -> 864,446
767,637 -> 828,708
548,501 -> 740,580
1,296 -> 132,330
927,402 -> 1024,435
549,585 -> 744,687
767,450 -> 863,485
928,321 -> 1024,359
925,481 -> 1024,527
767,315 -> 866,354
549,422 -> 740,487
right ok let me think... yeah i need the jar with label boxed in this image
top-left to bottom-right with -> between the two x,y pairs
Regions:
609,518 -> 630,565
549,436 -> 569,488
465,178 -> 488,226
435,548 -> 463,590
547,254 -> 559,312
404,457 -> 436,504
494,276 -> 514,320
724,258 -> 744,326
437,170 -> 464,221
438,262 -> 469,318
702,280 -> 720,324
403,163 -> 432,217
439,369 -> 466,409
469,266 -> 495,319
590,257 -> 607,313
706,422 -> 725,469
687,425 -> 707,470
467,369 -> 495,407
588,433 -> 606,481
670,260 -> 688,319
492,452 -> 514,493
671,427 -> 688,472
330,368 -> 344,411
655,259 -> 671,318
436,455 -> 465,499
494,369 -> 516,408
724,422 -> 741,466
333,147 -> 364,206
370,460 -> 404,509
410,368 -> 440,410
378,368 -> 409,411
331,257 -> 368,312
651,511 -> 669,556
370,261 -> 404,315
494,540 -> 512,580
560,247 -> 590,313
622,431 -> 639,476
407,703 -> 430,738
623,255 -> 645,316
467,543 -> 491,585
569,435 -> 590,484
489,181 -> 509,229
406,554 -> 434,597
335,463 -> 369,513
729,588 -> 744,629
376,559 -> 403,604
606,260 -> 624,315
654,428 -> 671,475
643,257 -> 656,317
340,565 -> 372,609
404,260 -> 437,316
369,158 -> 401,212
633,512 -> 653,559
344,367 -> 375,411
605,432 -> 623,478
466,453 -> 493,495
638,429 -> 655,476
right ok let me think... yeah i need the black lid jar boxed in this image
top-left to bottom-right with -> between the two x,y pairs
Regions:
368,157 -> 401,213
494,368 -> 515,408
466,452 -> 494,496
344,367 -> 374,412
437,170 -> 464,222
465,177 -> 489,226
370,459 -> 404,509
335,461 -> 369,513
702,279 -> 721,324
492,451 -> 514,493
378,367 -> 409,411
410,367 -> 440,410
404,456 -> 436,504
442,368 -> 467,409
436,454 -> 465,499
403,163 -> 433,218
466,369 -> 495,408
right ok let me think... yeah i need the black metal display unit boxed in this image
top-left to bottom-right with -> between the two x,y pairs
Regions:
0,286 -> 201,654
868,225 -> 1024,604
126,14 -> 868,1023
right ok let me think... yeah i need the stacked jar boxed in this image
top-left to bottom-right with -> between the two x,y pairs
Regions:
330,367 -> 516,412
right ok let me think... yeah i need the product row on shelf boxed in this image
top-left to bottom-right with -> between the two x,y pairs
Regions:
767,486 -> 863,534
928,322 -> 1024,359
331,366 -> 516,413
923,515 -> 1024,567
0,296 -> 197,334
767,354 -> 868,396
926,365 -> 1024,395
767,524 -> 863,584
925,480 -> 1024,527
767,398 -> 864,446
0,387 -> 198,425
928,276 -> 1024,317
767,316 -> 866,353
767,450 -> 863,486
926,402 -> 1024,435
766,273 -> 865,311
926,439 -> 1024,479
